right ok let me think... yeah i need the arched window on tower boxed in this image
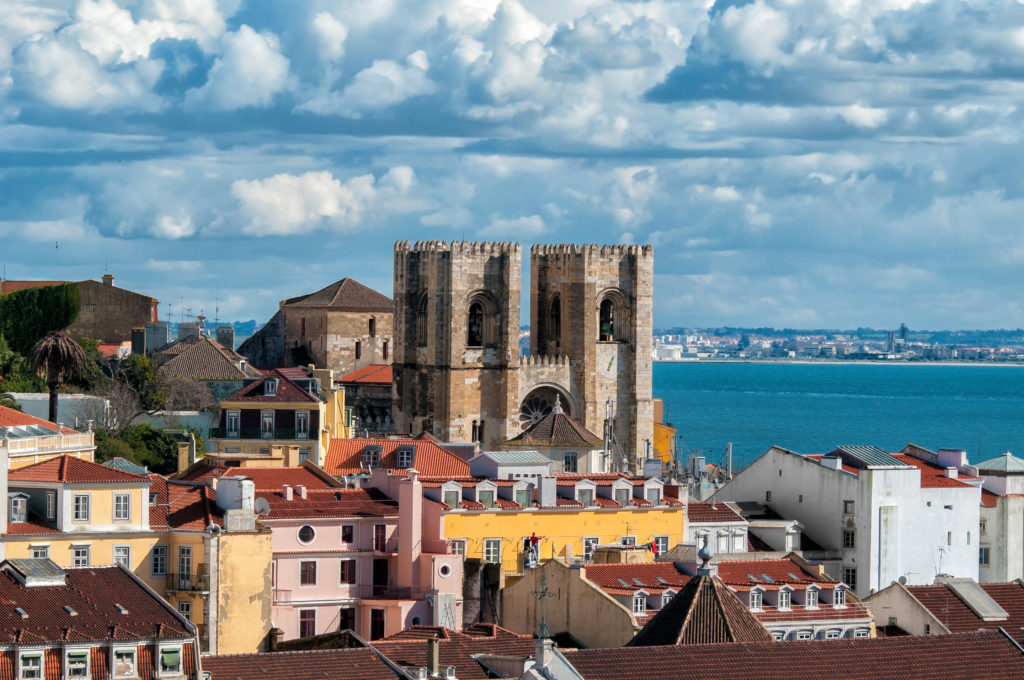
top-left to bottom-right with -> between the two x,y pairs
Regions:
416,294 -> 428,346
369,317 -> 376,337
599,299 -> 614,341
355,340 -> 362,360
548,295 -> 561,346
467,302 -> 484,347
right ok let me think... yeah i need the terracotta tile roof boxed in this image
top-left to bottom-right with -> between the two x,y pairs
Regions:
148,474 -> 223,530
372,626 -> 534,680
256,487 -> 398,520
155,336 -> 256,381
890,453 -> 977,489
714,557 -> 835,590
753,602 -> 873,622
627,574 -> 775,646
0,563 -> 192,643
3,513 -> 60,535
805,453 -> 860,475
586,563 -> 689,595
175,463 -> 340,490
505,409 -> 602,447
0,280 -> 67,294
203,647 -> 396,680
0,405 -> 77,433
380,624 -> 525,642
225,369 -> 321,403
908,581 -> 1024,641
982,489 -> 1000,507
568,630 -> 1024,680
687,501 -> 744,523
325,438 -> 470,477
282,277 -> 394,312
339,364 -> 393,384
9,455 -> 149,484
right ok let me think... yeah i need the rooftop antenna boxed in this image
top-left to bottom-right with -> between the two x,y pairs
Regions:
530,573 -> 559,639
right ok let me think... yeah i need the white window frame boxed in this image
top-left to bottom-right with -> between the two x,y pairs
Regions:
717,531 -> 729,553
778,589 -> 791,610
73,494 -> 90,522
177,599 -> 192,622
843,500 -> 855,514
261,410 -> 275,438
653,535 -> 669,554
478,489 -> 495,509
113,493 -> 131,522
226,410 -> 240,436
9,494 -> 27,523
46,491 -> 56,521
66,648 -> 90,680
484,538 -> 502,564
645,487 -> 660,504
450,539 -> 467,559
112,648 -> 136,678
563,452 -> 578,473
806,587 -> 819,609
795,630 -> 813,641
19,652 -> 42,680
980,546 -> 991,566
113,545 -> 130,568
443,489 -> 461,509
30,545 -> 49,560
158,646 -> 182,676
632,593 -> 647,614
749,589 -> 763,611
396,447 -> 413,468
854,628 -> 870,638
834,587 -> 846,607
583,537 -> 599,561
733,532 -> 745,552
296,411 -> 310,438
577,487 -> 594,506
621,535 -> 636,547
152,544 -> 168,576
614,488 -> 630,506
823,629 -> 841,639
71,544 -> 90,568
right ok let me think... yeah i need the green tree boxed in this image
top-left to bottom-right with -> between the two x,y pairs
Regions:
29,331 -> 87,423
0,284 -> 80,354
118,423 -> 179,473
119,355 -> 168,411
75,337 -> 111,392
93,430 -> 135,463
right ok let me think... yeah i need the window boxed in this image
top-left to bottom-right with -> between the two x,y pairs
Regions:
396,447 -> 413,469
340,559 -> 356,584
299,448 -> 310,463
980,520 -> 987,534
9,495 -> 26,523
834,588 -> 847,606
765,490 -> 772,502
46,491 -> 56,520
654,536 -> 669,554
663,591 -> 674,606
20,654 -> 41,680
177,599 -> 191,621
67,651 -> 89,679
478,490 -> 495,508
806,589 -> 818,608
382,340 -> 388,361
363,446 -> 381,468
632,594 -> 646,614
563,452 -> 578,473
373,524 -> 387,552
72,545 -> 90,568
296,411 -> 309,438
772,631 -> 785,641
152,545 -> 168,576
733,532 -> 745,551
547,295 -> 561,344
226,410 -> 240,436
515,489 -> 530,508
264,378 -> 278,396
341,525 -> 354,544
621,536 -> 636,547
615,488 -> 630,506
824,630 -> 841,639
178,545 -> 192,583
299,610 -> 316,638
443,489 -> 460,508
980,546 -> 991,566
261,411 -> 274,438
842,568 -> 857,591
149,493 -> 158,507
73,494 -> 90,521
843,500 -> 855,514
795,631 -> 812,640
31,546 -> 48,559
114,493 -> 130,521
369,318 -> 376,337
843,529 -> 856,549
159,648 -> 181,674
114,545 -> 130,567
749,590 -> 762,611
113,650 -> 136,678
450,539 -> 466,558
778,590 -> 791,609
339,607 -> 356,631
947,531 -> 952,546
854,629 -> 870,638
717,533 -> 728,553
484,538 -> 501,563
355,340 -> 362,360
924,624 -> 931,635
416,294 -> 428,346
583,537 -> 599,561
646,487 -> 660,504
300,560 -> 317,586
599,299 -> 614,341
370,608 -> 385,640
298,525 -> 315,544
967,531 -> 971,545
467,302 -> 484,347
578,489 -> 594,506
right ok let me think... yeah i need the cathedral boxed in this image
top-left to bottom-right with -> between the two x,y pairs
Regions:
392,240 -> 653,473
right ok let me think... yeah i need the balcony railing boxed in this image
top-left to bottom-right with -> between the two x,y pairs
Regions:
357,584 -> 432,600
167,573 -> 210,592
208,427 -> 312,441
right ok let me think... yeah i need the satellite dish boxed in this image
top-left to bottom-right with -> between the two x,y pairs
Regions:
254,497 -> 271,517
898,576 -> 908,585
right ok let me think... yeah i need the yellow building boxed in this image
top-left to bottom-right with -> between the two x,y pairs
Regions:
652,398 -> 676,467
204,367 -> 350,468
0,454 -> 271,655
0,405 -> 95,468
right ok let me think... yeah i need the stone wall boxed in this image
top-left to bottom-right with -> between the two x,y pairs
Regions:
238,310 -> 285,367
280,307 -> 393,376
68,276 -> 157,343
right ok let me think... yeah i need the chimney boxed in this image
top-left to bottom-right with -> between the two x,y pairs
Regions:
102,273 -> 114,287
537,476 -> 557,508
177,442 -> 190,474
944,467 -> 958,479
295,484 -> 307,499
216,326 -> 235,349
398,469 -> 422,588
821,456 -> 843,471
534,637 -> 554,670
426,636 -> 440,676
282,484 -> 293,501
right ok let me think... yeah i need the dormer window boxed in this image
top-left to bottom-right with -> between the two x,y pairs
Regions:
264,378 -> 279,396
806,587 -> 818,608
614,488 -> 630,506
577,488 -> 594,506
645,487 -> 660,504
67,650 -> 89,678
834,588 -> 846,607
9,494 -> 27,523
478,490 -> 495,509
395,446 -> 414,469
443,488 -> 461,509
632,593 -> 647,614
749,590 -> 763,611
19,653 -> 41,680
662,590 -> 675,606
515,488 -> 530,507
363,446 -> 382,468
778,589 -> 791,610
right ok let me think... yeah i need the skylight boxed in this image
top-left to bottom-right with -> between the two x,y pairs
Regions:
746,574 -> 760,582
787,572 -> 802,581
656,576 -> 669,584
632,578 -> 645,586
617,578 -> 631,587
759,574 -> 775,583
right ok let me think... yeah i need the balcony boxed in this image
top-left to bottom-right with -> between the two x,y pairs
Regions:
167,573 -> 210,592
208,427 -> 312,441
357,584 -> 432,600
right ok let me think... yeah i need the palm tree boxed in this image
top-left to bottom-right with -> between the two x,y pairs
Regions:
29,331 -> 87,423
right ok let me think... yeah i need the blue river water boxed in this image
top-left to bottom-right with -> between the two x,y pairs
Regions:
654,362 -> 1024,471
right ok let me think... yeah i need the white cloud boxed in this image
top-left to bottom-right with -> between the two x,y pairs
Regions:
185,25 -> 290,110
478,214 -> 546,238
153,213 -> 196,239
838,104 -> 888,129
312,11 -> 347,62
300,50 -> 435,117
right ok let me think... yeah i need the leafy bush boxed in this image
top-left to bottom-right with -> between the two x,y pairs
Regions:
0,284 -> 80,354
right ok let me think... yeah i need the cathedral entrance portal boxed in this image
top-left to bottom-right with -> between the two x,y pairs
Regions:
519,386 -> 571,431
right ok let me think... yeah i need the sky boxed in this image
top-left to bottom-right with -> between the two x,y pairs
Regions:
2,0 -> 1024,331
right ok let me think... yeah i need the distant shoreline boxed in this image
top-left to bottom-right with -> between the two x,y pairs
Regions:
654,358 -> 1024,367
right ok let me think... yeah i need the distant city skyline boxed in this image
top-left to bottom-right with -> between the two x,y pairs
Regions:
3,1 -> 1024,330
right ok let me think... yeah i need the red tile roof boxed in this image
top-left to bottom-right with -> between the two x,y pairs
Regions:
890,453 -> 978,489
225,369 -> 321,403
585,563 -> 689,595
567,630 -> 1024,680
0,280 -> 66,294
154,335 -> 255,381
325,438 -> 470,477
282,277 -> 394,312
0,405 -> 77,433
175,463 -> 340,490
3,514 -> 60,535
687,501 -> 744,523
372,626 -> 535,680
505,409 -> 602,447
256,488 -> 398,520
715,557 -> 835,590
148,475 -> 223,530
9,455 -> 149,484
203,647 -> 396,680
0,563 -> 192,643
982,489 -> 1000,507
908,581 -> 1024,641
339,364 -> 393,384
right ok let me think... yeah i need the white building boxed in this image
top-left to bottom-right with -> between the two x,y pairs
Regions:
975,451 -> 1024,582
685,501 -> 749,554
712,444 -> 982,598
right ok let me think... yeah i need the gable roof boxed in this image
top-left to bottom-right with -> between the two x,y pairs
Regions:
0,404 -> 78,434
505,408 -> 602,447
371,626 -> 534,680
203,647 -> 397,680
255,487 -> 399,520
325,438 -> 470,477
147,474 -> 223,530
908,580 -> 1024,641
174,462 -> 341,490
155,335 -> 256,381
889,453 -> 978,489
687,501 -> 745,523
282,277 -> 393,313
224,369 -> 320,403
568,630 -> 1024,680
627,574 -> 775,646
585,563 -> 689,595
9,455 -> 149,485
339,364 -> 393,384
976,451 -> 1024,472
0,280 -> 67,294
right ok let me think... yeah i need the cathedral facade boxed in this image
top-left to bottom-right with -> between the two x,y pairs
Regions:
392,240 -> 653,472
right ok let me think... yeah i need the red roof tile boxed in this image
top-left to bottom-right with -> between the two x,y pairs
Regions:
203,647 -> 396,680
585,563 -> 689,594
567,630 -> 1024,680
372,626 -> 534,680
505,408 -> 602,447
225,369 -> 321,403
0,280 -> 67,294
687,501 -> 744,523
148,475 -> 223,530
890,453 -> 977,489
175,463 -> 340,490
982,489 -> 1000,507
325,438 -> 470,477
3,513 -> 60,535
282,277 -> 393,312
256,488 -> 398,520
339,364 -> 393,384
908,581 -> 1024,641
9,455 -> 149,484
0,405 -> 77,433
715,557 -> 835,589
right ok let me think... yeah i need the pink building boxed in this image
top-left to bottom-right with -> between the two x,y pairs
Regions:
263,469 -> 463,641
